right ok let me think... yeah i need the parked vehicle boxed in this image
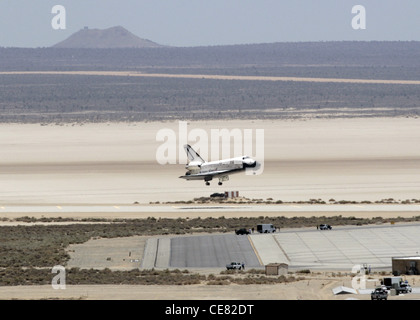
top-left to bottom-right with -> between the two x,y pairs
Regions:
257,224 -> 276,233
210,193 -> 226,198
235,228 -> 250,235
383,276 -> 402,290
397,282 -> 412,294
371,287 -> 388,300
381,277 -> 412,295
226,262 -> 242,270
319,224 -> 332,230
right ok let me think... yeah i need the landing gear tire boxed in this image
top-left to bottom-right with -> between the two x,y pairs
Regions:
218,182 -> 223,186
205,181 -> 210,186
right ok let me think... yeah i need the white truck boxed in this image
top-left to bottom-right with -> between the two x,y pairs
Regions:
226,262 -> 243,270
371,287 -> 388,300
382,276 -> 412,294
383,276 -> 402,290
257,224 -> 276,233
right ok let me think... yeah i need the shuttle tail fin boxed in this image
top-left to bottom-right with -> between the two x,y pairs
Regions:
184,144 -> 205,163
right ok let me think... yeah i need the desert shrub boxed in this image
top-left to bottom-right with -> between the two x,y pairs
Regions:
207,280 -> 230,285
2,214 -> 420,271
296,269 -> 311,274
246,268 -> 265,274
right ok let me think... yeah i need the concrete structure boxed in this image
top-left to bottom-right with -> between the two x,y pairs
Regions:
332,286 -> 357,295
252,224 -> 420,271
265,263 -> 288,276
392,256 -> 420,275
139,224 -> 420,272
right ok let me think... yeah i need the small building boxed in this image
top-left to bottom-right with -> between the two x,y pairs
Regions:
225,191 -> 239,198
265,263 -> 288,276
392,256 -> 420,275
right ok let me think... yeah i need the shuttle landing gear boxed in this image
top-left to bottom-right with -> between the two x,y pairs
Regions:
205,181 -> 210,186
218,175 -> 229,186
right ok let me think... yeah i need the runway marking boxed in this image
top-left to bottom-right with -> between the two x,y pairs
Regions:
56,206 -> 62,210
247,235 -> 264,266
273,235 -> 291,263
0,207 -> 4,210
113,206 -> 120,209
175,206 -> 249,210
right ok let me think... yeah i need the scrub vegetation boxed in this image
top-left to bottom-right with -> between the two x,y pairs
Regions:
1,42 -> 420,123
1,215 -> 419,270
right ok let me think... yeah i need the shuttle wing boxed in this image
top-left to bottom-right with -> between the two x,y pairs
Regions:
179,168 -> 242,180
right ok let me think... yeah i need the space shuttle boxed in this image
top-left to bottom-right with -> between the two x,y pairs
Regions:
179,144 -> 261,186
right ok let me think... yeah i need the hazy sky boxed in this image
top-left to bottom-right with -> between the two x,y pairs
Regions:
1,0 -> 419,47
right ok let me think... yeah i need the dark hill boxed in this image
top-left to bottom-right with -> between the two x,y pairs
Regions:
52,26 -> 164,49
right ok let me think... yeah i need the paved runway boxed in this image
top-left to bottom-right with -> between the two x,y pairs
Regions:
170,234 -> 260,268
141,223 -> 420,271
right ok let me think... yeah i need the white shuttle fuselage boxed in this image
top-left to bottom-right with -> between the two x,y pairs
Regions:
179,144 -> 261,185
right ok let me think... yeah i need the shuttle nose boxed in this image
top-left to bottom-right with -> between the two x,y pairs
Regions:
244,159 -> 262,175
243,158 -> 256,167
242,158 -> 257,168
243,158 -> 261,169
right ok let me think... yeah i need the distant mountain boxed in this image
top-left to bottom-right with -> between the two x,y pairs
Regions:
52,26 -> 165,49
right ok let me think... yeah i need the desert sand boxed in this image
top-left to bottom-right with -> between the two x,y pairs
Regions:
1,117 -> 420,300
0,282 -> 369,300
1,117 -> 420,207
0,276 -> 419,300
